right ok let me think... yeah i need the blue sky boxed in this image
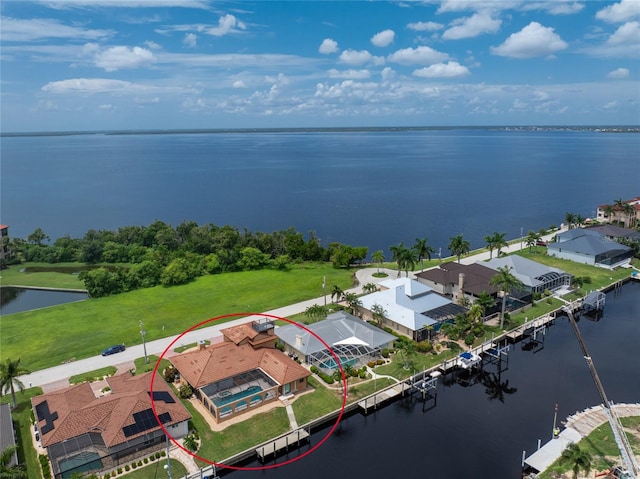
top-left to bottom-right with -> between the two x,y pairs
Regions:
1,0 -> 639,132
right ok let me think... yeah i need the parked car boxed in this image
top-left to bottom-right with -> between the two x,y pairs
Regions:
101,344 -> 125,356
536,240 -> 547,246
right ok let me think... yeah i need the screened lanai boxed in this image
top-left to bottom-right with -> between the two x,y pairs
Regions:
275,311 -> 397,373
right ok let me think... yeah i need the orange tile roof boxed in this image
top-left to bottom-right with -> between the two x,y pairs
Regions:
32,373 -> 190,448
221,323 -> 259,344
170,342 -> 310,389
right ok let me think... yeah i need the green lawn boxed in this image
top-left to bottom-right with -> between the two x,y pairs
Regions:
1,388 -> 44,479
1,262 -> 95,289
291,377 -> 343,425
1,262 -> 354,371
69,366 -> 117,385
121,458 -> 186,478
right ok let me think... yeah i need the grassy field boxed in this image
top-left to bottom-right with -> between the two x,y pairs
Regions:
120,458 -> 187,478
1,262 -> 94,289
1,262 -> 355,371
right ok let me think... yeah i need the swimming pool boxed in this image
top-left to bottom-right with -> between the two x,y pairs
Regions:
318,357 -> 358,370
59,452 -> 102,478
212,385 -> 263,407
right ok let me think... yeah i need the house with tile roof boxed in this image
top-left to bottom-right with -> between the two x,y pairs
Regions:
31,372 -> 190,479
547,228 -> 634,269
275,310 -> 396,373
357,277 -> 467,342
170,320 -> 310,424
596,196 -> 640,227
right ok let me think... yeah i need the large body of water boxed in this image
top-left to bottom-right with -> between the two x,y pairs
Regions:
228,281 -> 640,478
1,129 -> 638,256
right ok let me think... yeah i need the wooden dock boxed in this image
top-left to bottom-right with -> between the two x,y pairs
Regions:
506,314 -> 556,341
357,382 -> 409,413
255,428 -> 310,461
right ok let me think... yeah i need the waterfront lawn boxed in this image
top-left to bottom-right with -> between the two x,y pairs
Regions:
1,262 -> 95,289
539,417 -> 640,478
1,263 -> 354,371
1,387 -> 44,479
69,366 -> 117,385
122,458 -> 186,478
181,398 -> 290,464
514,251 -> 631,291
374,349 -> 460,380
292,377 -> 343,426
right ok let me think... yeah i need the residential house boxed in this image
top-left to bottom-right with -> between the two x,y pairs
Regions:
357,277 -> 467,342
170,320 -> 310,424
596,196 -> 640,227
482,256 -> 573,296
275,310 -> 396,373
31,372 -> 190,479
0,224 -> 9,262
415,261 -> 500,306
547,228 -> 634,269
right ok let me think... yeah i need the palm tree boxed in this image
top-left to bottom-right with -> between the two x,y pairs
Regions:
484,234 -> 497,259
0,358 -> 31,408
467,303 -> 485,324
413,237 -> 434,272
362,282 -> 378,294
448,234 -> 470,263
489,266 -> 524,330
370,303 -> 387,327
603,204 -> 615,223
622,202 -> 636,228
475,291 -> 496,316
389,242 -> 407,277
0,446 -> 27,479
492,232 -> 508,257
305,304 -> 327,322
561,443 -> 592,479
331,285 -> 344,304
371,250 -> 385,274
575,214 -> 585,228
400,247 -> 417,277
525,230 -> 540,252
343,292 -> 362,316
565,212 -> 576,229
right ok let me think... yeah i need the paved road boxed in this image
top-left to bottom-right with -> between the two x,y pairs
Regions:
18,231 -> 559,391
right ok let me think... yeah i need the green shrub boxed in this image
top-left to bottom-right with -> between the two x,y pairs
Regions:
39,454 -> 52,479
163,367 -> 176,383
132,462 -> 137,469
376,359 -> 385,365
464,333 -> 475,346
125,465 -> 130,471
416,341 -> 433,353
381,348 -> 390,358
178,384 -> 193,399
143,457 -> 149,464
367,361 -> 375,368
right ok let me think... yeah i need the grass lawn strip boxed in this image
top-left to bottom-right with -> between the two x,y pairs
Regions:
1,263 -> 354,371
1,388 -> 44,479
68,366 -> 117,385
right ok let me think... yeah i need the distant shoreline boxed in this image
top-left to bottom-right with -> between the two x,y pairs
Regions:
2,125 -> 639,138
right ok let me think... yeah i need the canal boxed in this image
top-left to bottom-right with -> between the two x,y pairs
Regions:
0,286 -> 88,315
223,280 -> 640,478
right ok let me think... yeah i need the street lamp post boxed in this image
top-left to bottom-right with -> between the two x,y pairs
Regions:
139,320 -> 148,364
520,227 -> 523,250
322,275 -> 326,307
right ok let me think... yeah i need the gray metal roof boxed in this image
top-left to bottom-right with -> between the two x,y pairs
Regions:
275,311 -> 396,356
0,404 -> 18,467
548,232 -> 633,256
482,255 -> 568,289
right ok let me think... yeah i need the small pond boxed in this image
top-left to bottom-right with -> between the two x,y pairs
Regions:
0,287 -> 89,315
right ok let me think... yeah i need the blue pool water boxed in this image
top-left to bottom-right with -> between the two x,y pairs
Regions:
319,357 -> 358,370
213,385 -> 263,407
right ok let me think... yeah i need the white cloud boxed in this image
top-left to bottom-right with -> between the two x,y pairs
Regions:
319,38 -> 339,54
41,77 -> 197,95
596,0 -> 640,23
207,14 -> 246,37
144,40 -> 161,50
381,67 -> 396,81
521,1 -> 585,15
339,49 -> 376,66
371,29 -> 395,47
232,80 -> 247,88
413,61 -> 470,78
587,21 -> 640,57
98,104 -> 114,110
387,45 -> 449,65
94,46 -> 156,71
183,33 -> 197,47
442,13 -> 501,40
603,100 -> 619,109
0,16 -> 114,42
41,0 -> 210,9
491,22 -> 568,58
607,67 -> 630,79
328,69 -> 371,79
134,96 -> 160,104
407,21 -> 443,32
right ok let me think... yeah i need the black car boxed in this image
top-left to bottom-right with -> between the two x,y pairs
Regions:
101,344 -> 125,356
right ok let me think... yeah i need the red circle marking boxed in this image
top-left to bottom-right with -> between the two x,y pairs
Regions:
150,312 -> 348,471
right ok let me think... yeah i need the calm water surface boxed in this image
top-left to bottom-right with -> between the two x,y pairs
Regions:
2,130 -> 638,255
0,287 -> 88,315
225,281 -> 640,478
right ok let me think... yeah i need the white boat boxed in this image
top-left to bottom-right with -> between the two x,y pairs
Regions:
457,351 -> 481,369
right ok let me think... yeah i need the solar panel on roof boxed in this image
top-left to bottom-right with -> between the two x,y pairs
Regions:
148,391 -> 175,404
35,401 -> 58,435
122,408 -> 173,437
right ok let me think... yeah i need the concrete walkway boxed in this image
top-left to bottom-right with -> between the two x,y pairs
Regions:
18,231 -> 560,391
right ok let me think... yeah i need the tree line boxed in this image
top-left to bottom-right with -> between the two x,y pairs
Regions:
5,220 -> 368,297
